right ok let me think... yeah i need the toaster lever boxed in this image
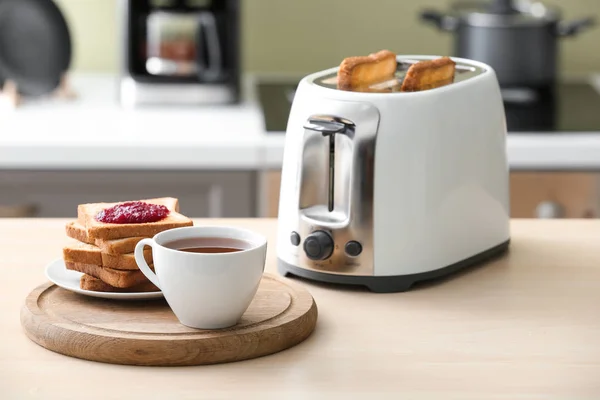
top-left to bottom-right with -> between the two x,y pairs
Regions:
302,115 -> 356,213
303,116 -> 354,137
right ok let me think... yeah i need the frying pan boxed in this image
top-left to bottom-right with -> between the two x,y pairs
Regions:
0,0 -> 71,97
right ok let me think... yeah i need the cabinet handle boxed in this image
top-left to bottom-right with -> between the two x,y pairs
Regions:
0,204 -> 38,217
535,201 -> 565,219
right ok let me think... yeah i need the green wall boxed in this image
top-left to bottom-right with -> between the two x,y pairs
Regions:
56,0 -> 600,77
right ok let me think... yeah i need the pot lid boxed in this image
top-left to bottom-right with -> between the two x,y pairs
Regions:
450,0 -> 561,27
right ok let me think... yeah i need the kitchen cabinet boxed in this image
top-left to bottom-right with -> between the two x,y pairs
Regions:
0,171 -> 257,218
260,170 -> 282,218
510,172 -> 600,218
260,170 -> 600,219
3,170 -> 598,220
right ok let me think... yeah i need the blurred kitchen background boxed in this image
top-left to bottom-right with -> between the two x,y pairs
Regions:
1,0 -> 600,219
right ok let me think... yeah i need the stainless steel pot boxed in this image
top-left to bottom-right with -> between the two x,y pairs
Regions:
420,0 -> 595,88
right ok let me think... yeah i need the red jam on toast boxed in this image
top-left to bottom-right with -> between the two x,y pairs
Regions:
95,201 -> 170,224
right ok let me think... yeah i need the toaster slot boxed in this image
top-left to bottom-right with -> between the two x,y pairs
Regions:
300,115 -> 355,223
328,134 -> 335,212
314,58 -> 482,93
333,132 -> 353,218
299,128 -> 331,210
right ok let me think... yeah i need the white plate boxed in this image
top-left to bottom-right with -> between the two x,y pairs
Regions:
44,258 -> 164,300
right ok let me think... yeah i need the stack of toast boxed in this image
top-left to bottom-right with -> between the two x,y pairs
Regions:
63,197 -> 193,293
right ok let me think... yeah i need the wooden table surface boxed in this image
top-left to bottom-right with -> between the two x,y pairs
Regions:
2,218 -> 600,399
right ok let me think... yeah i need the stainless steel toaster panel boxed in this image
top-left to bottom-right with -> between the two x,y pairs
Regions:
292,100 -> 380,276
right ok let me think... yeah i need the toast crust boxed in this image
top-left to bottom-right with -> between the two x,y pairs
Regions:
400,57 -> 456,92
80,274 -> 159,293
65,261 -> 154,288
337,50 -> 397,90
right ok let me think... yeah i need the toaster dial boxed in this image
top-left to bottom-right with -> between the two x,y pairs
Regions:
344,240 -> 362,257
303,230 -> 334,261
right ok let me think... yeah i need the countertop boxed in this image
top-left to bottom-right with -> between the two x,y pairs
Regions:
2,218 -> 600,399
2,74 -> 600,171
0,75 -> 268,170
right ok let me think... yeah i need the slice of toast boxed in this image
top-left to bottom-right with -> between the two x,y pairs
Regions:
62,241 -> 152,270
66,221 -> 148,254
337,50 -> 397,90
78,197 -> 193,240
65,221 -> 95,245
63,241 -> 102,265
94,236 -> 147,254
87,212 -> 193,240
101,251 -> 152,270
80,274 -> 159,293
65,261 -> 154,288
76,197 -> 180,226
400,57 -> 456,92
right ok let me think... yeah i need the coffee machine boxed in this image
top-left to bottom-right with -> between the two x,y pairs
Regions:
118,0 -> 240,107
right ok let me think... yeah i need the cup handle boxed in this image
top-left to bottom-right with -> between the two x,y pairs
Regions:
135,238 -> 161,289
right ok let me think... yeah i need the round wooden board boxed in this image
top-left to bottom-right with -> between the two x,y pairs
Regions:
20,273 -> 318,366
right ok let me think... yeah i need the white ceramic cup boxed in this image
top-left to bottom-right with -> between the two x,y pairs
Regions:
134,226 -> 267,329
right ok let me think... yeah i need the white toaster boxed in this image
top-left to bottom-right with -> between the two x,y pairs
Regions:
276,55 -> 510,293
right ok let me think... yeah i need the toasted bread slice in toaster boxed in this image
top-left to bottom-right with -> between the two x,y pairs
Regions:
400,57 -> 456,92
337,50 -> 397,90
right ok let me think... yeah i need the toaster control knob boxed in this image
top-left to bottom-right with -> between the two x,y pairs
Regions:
345,241 -> 363,257
290,231 -> 301,246
303,230 -> 334,261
